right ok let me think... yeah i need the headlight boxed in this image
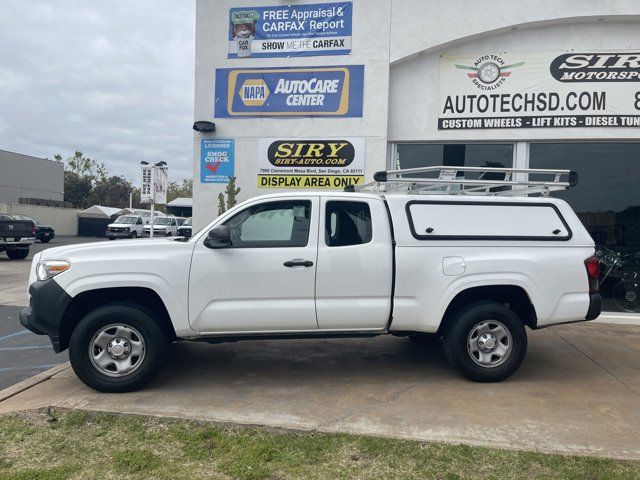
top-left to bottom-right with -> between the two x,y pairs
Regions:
36,260 -> 70,281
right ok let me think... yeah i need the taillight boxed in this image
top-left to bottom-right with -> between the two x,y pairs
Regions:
32,224 -> 36,235
584,256 -> 600,293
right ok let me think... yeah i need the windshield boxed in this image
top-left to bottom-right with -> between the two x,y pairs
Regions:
182,218 -> 192,226
114,216 -> 137,224
154,218 -> 173,225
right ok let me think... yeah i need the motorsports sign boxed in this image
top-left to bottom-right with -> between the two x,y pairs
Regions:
228,2 -> 352,58
439,51 -> 640,130
258,138 -> 365,189
214,65 -> 364,118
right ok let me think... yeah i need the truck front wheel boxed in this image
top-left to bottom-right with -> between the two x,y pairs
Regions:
442,301 -> 527,382
69,303 -> 170,392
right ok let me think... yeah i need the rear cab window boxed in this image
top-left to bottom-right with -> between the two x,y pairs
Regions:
325,201 -> 373,247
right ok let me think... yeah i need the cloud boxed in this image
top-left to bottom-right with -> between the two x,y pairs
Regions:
0,0 -> 195,182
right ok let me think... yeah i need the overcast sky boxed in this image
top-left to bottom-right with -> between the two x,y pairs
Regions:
0,1 -> 195,183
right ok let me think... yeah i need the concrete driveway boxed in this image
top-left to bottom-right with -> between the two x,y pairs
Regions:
1,322 -> 639,460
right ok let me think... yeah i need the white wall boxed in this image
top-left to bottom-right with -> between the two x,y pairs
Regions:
0,203 -> 80,236
193,0 -> 639,229
193,0 -> 392,230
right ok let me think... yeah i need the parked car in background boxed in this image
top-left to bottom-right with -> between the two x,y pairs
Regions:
13,215 -> 55,243
177,217 -> 192,238
0,213 -> 35,259
175,217 -> 187,226
142,216 -> 179,237
106,215 -> 144,240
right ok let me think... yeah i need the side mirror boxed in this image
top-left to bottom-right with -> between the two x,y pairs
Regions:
204,225 -> 231,249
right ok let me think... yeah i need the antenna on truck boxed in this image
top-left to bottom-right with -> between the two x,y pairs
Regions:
345,165 -> 578,197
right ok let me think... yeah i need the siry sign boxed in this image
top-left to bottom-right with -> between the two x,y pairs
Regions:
257,138 -> 365,189
439,51 -> 640,130
228,2 -> 352,58
550,52 -> 640,82
215,65 -> 364,118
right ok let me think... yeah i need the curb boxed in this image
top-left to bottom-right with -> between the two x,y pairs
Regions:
0,363 -> 70,403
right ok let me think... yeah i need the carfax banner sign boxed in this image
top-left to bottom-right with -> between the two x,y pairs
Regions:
214,65 -> 364,118
228,2 -> 352,58
258,138 -> 365,189
200,139 -> 234,183
438,51 -> 640,130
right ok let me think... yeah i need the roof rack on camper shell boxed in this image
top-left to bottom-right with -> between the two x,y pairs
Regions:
345,165 -> 578,197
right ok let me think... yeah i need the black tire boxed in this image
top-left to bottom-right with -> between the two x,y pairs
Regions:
6,248 -> 29,260
442,301 -> 527,382
108,237 -> 116,240
69,303 -> 170,392
166,232 -> 172,237
41,237 -> 51,243
130,231 -> 138,239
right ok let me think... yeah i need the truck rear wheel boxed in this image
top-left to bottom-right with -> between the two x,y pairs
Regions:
442,301 -> 527,382
6,248 -> 29,260
69,303 -> 169,392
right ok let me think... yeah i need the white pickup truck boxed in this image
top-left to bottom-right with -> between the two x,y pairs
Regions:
20,167 -> 601,392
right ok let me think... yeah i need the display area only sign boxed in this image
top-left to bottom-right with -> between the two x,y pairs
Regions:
228,2 -> 352,59
438,51 -> 640,130
258,138 -> 365,189
214,65 -> 364,118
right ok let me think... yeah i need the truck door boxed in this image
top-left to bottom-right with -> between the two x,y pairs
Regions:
315,197 -> 393,330
188,197 -> 319,333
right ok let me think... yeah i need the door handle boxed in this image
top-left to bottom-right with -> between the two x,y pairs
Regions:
283,259 -> 313,268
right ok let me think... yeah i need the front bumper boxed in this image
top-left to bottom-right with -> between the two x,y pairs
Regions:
20,279 -> 72,353
143,230 -> 168,236
106,231 -> 132,238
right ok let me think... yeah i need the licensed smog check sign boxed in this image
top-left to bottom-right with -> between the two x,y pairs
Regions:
228,2 -> 352,59
214,65 -> 364,118
257,138 -> 365,189
200,139 -> 234,183
438,51 -> 640,130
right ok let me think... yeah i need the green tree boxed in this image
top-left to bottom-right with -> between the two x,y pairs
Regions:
87,175 -> 134,209
167,178 -> 193,203
54,151 -> 108,208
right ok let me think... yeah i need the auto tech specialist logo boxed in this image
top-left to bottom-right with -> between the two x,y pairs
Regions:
455,54 -> 525,90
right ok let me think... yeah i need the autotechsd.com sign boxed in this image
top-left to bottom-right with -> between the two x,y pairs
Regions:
214,65 -> 364,118
438,51 -> 640,130
228,2 -> 352,58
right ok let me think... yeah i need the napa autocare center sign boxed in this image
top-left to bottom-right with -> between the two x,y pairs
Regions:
438,51 -> 640,130
228,2 -> 352,58
258,138 -> 365,189
200,139 -> 234,183
214,65 -> 364,117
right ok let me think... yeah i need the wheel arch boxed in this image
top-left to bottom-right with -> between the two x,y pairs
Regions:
58,287 -> 177,352
437,284 -> 537,335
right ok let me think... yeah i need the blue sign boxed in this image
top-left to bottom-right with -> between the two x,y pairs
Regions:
228,2 -> 352,58
201,139 -> 234,183
214,65 -> 364,118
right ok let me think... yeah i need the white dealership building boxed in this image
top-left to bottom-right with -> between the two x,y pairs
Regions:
193,0 -> 640,315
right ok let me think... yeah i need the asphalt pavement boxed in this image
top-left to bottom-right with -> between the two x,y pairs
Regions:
0,237 -> 101,389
